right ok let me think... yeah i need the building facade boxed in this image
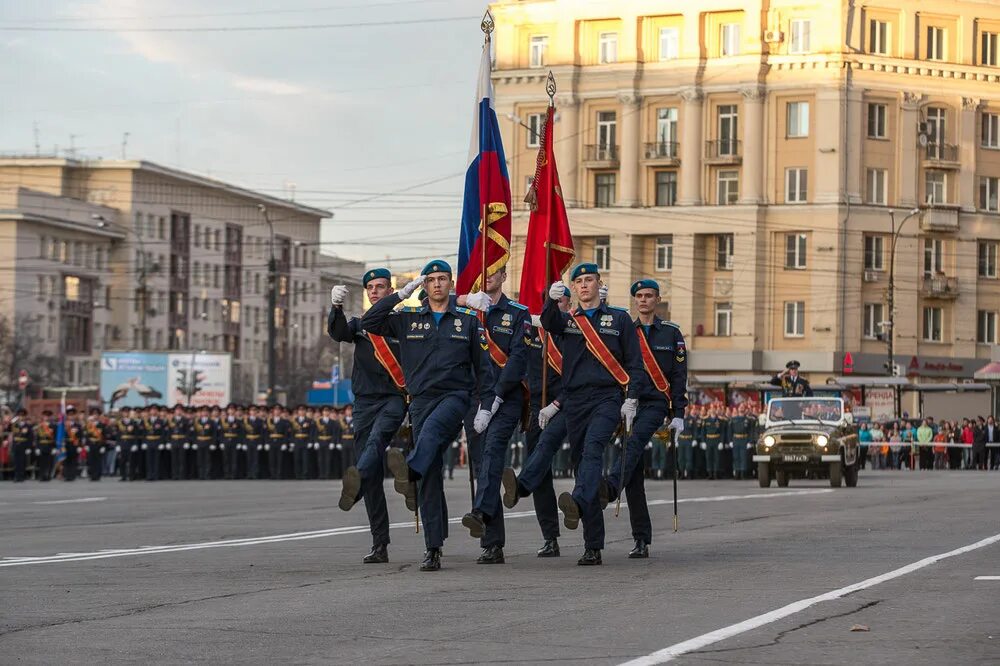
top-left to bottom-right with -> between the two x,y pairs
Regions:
0,158 -> 331,396
491,0 -> 1000,383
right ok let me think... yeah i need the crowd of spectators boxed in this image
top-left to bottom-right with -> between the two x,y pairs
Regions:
857,415 -> 1000,471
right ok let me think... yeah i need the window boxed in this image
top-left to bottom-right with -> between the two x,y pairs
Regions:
978,241 -> 998,278
655,171 -> 677,206
598,32 -> 618,63
867,168 -> 887,205
869,19 -> 889,55
923,238 -> 944,276
659,27 -> 679,60
785,234 -> 807,269
596,111 -> 616,156
922,306 -> 943,342
655,107 -> 678,155
863,303 -> 884,339
867,103 -> 887,138
718,104 -> 738,154
925,171 -> 947,205
655,236 -> 673,271
593,236 -> 610,270
716,234 -> 734,270
978,311 -> 998,344
926,26 -> 945,61
864,235 -> 885,271
784,301 -> 805,337
158,216 -> 166,240
595,173 -> 616,208
193,225 -> 201,247
983,113 -> 1000,149
786,101 -> 809,138
37,275 -> 45,301
981,177 -> 1000,212
529,35 -> 548,68
984,32 -> 999,66
789,19 -> 811,53
715,302 -> 732,336
526,113 -> 544,148
717,170 -> 739,205
721,23 -> 740,56
64,275 -> 80,302
926,107 -> 946,157
785,168 -> 808,203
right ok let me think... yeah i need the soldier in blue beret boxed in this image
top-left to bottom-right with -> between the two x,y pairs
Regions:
602,279 -> 688,558
361,260 -> 496,572
328,267 -> 408,564
540,263 -> 646,565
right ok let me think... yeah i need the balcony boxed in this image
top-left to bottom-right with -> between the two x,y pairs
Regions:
705,139 -> 742,165
643,141 -> 680,165
919,205 -> 959,232
582,144 -> 619,168
922,143 -> 960,169
920,275 -> 959,300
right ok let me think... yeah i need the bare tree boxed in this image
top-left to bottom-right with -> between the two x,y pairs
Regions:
0,314 -> 66,405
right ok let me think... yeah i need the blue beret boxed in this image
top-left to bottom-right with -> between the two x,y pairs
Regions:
421,259 -> 452,276
362,268 -> 391,287
570,262 -> 600,281
630,279 -> 660,296
563,286 -> 571,298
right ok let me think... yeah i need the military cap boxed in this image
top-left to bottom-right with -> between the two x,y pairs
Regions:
421,259 -> 452,276
570,262 -> 600,281
562,286 -> 571,298
630,279 -> 660,296
786,360 -> 801,370
363,267 -> 391,287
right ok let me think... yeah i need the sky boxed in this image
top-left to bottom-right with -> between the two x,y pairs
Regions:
0,0 -> 494,271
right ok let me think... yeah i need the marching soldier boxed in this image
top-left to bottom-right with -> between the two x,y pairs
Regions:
500,287 -> 572,557
193,406 -> 218,480
459,264 -> 530,565
11,408 -> 33,483
602,280 -> 687,558
169,404 -> 190,480
267,405 -> 291,479
143,405 -> 168,481
116,407 -> 142,481
335,405 -> 354,480
677,408 -> 699,480
291,405 -> 314,480
363,260 -> 494,572
701,406 -> 728,480
84,407 -> 109,481
315,406 -> 341,480
330,267 -> 408,563
771,360 -> 814,397
541,263 -> 646,565
244,405 -> 266,479
35,410 -> 56,481
221,404 -> 244,480
64,406 -> 83,482
730,405 -> 756,480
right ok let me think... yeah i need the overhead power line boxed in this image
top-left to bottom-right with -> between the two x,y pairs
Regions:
0,15 -> 480,33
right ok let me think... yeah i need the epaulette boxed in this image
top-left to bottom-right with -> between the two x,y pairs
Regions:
400,306 -> 422,313
662,320 -> 682,330
508,300 -> 527,311
455,306 -> 477,316
608,305 -> 629,312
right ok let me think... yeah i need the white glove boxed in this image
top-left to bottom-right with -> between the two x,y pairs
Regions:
700,442 -> 707,450
141,444 -> 147,450
210,445 -> 217,451
539,402 -> 560,429
465,291 -> 492,312
264,445 -> 270,451
115,446 -> 122,452
548,281 -> 566,300
718,443 -> 723,451
330,285 -> 348,306
399,276 -> 425,299
531,314 -> 542,328
489,396 -> 504,414
621,398 -> 638,430
728,442 -> 734,449
473,409 -> 493,434
669,417 -> 684,434
599,284 -> 608,301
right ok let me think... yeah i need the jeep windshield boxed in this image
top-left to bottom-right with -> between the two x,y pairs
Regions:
767,399 -> 843,425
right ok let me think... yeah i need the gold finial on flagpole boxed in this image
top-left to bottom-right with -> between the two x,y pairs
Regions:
546,70 -> 557,107
481,9 -> 495,40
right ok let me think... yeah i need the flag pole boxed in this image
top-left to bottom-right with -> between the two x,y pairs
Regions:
540,72 -> 556,409
479,11 -> 494,297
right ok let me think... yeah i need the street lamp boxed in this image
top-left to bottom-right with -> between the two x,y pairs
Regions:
93,213 -> 155,350
257,204 -> 278,407
885,207 -> 922,417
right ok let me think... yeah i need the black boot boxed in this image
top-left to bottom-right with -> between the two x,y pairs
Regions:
386,448 -> 418,511
536,539 -> 560,558
501,467 -> 519,509
420,548 -> 441,572
476,544 -> 505,564
577,548 -> 602,566
363,544 -> 388,564
558,492 -> 580,530
339,466 -> 361,511
461,509 -> 486,539
628,540 -> 649,559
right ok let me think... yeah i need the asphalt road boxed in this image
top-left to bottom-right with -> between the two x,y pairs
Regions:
1,471 -> 998,665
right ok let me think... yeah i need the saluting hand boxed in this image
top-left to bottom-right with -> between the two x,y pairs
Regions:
547,281 -> 566,300
399,276 -> 425,299
330,285 -> 348,306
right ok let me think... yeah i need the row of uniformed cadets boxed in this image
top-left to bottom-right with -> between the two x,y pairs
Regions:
329,259 -> 688,570
7,403 -> 353,482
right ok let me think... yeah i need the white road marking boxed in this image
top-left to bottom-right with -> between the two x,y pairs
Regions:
0,488 -> 830,568
33,497 -> 107,505
974,575 -> 1000,580
620,532 -> 1000,665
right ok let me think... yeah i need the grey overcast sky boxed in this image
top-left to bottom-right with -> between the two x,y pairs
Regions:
0,0 -> 498,271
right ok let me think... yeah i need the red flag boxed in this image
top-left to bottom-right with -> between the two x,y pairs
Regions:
519,105 -> 575,314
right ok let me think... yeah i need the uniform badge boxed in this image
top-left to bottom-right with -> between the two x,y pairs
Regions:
411,322 -> 417,329
454,319 -> 463,331
501,313 -> 511,325
601,315 -> 613,327
423,322 -> 430,330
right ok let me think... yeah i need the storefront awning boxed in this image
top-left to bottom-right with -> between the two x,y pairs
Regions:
973,361 -> 1000,381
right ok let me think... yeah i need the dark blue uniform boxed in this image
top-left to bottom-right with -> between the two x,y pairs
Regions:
605,317 -> 687,547
142,416 -> 168,481
541,299 -> 645,551
84,418 -> 110,481
329,307 -> 407,547
11,417 -> 33,482
243,415 -> 266,479
266,416 -> 291,479
193,417 -> 219,480
168,414 -> 191,480
361,292 -> 494,551
221,415 -> 244,479
64,420 -> 83,481
290,416 -> 315,480
466,294 -> 529,550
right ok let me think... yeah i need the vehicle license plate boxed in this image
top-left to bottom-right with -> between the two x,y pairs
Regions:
783,454 -> 808,462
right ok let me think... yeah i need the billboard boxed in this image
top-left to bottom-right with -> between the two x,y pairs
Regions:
100,352 -> 231,410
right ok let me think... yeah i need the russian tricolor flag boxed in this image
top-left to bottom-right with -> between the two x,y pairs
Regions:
456,31 -> 512,295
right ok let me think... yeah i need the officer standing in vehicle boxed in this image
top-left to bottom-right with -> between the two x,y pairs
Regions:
771,360 -> 813,397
